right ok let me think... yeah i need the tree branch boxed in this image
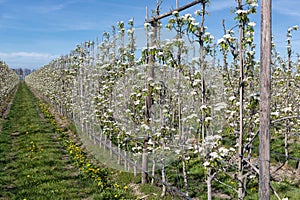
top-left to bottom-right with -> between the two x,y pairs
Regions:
214,178 -> 238,194
271,116 -> 298,124
146,0 -> 204,24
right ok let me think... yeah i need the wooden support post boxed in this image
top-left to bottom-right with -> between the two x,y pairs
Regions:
259,0 -> 272,199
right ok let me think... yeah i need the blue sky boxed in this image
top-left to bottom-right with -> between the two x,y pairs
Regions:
0,0 -> 299,70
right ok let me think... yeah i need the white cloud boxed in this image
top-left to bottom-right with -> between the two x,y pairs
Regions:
57,21 -> 101,31
27,0 -> 82,14
30,4 -> 65,14
26,0 -> 96,15
0,52 -> 56,59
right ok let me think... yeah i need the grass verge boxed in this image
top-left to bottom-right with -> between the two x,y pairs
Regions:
0,82 -> 133,199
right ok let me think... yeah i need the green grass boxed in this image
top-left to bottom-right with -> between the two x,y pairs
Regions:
0,82 -> 110,199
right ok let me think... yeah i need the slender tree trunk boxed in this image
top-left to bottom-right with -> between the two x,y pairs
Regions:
182,153 -> 189,197
284,30 -> 292,166
207,167 -> 212,200
134,159 -> 137,177
118,137 -> 121,165
142,138 -> 149,184
161,158 -> 166,197
124,149 -> 127,170
151,143 -> 156,185
237,0 -> 245,198
109,134 -> 113,158
142,6 -> 157,185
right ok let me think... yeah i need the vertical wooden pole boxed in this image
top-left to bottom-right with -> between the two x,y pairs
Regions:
259,0 -> 272,199
237,0 -> 244,199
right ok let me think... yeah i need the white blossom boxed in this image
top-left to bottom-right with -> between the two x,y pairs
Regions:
148,140 -> 154,145
154,132 -> 161,137
210,152 -> 219,159
164,147 -> 170,150
293,25 -> 299,30
224,34 -> 231,39
193,78 -> 201,86
248,50 -> 255,55
191,91 -> 197,95
191,21 -> 199,26
147,146 -> 153,150
184,13 -> 192,19
175,149 -> 181,154
134,100 -> 140,105
217,38 -> 226,44
271,111 -> 279,117
203,161 -> 210,167
200,104 -> 207,110
235,9 -> 248,15
251,3 -> 258,7
214,102 -> 227,111
248,22 -> 256,27
249,175 -> 256,179
228,29 -> 235,34
141,123 -> 150,130
283,107 -> 292,113
204,32 -> 211,36
172,10 -> 179,16
229,96 -> 236,101
219,147 -> 229,156
205,117 -> 213,122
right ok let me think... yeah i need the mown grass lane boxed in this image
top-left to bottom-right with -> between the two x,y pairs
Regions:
0,82 -> 105,199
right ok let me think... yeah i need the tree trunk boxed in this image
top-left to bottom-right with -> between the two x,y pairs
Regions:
207,167 -> 212,200
118,137 -> 121,165
151,143 -> 156,185
237,0 -> 245,198
161,158 -> 166,197
182,153 -> 189,197
142,138 -> 149,184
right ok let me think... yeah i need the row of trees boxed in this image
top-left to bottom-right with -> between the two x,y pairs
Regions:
25,0 -> 300,199
0,61 -> 19,117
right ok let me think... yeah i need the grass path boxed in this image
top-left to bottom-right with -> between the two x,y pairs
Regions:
0,82 -> 105,199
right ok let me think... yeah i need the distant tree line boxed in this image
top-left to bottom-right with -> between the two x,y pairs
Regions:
12,68 -> 35,80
